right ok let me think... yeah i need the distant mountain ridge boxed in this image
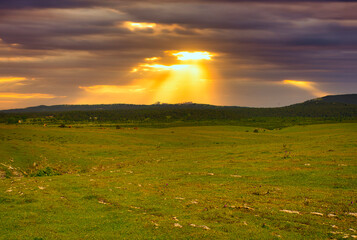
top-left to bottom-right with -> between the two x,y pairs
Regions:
1,103 -> 221,113
304,94 -> 357,105
1,94 -> 356,128
1,94 -> 356,113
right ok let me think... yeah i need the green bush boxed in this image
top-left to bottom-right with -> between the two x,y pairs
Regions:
31,167 -> 60,177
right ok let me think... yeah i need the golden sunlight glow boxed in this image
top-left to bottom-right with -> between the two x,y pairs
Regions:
153,64 -> 211,103
172,51 -> 213,61
145,57 -> 159,61
129,50 -> 216,103
124,21 -> 156,31
79,85 -> 146,94
121,22 -> 191,35
283,80 -> 328,97
283,80 -> 311,88
139,64 -> 190,72
76,84 -> 148,105
0,92 -> 57,99
0,77 -> 27,83
130,22 -> 156,28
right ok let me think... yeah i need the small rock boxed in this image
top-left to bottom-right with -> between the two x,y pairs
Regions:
174,223 -> 182,228
347,212 -> 357,217
151,221 -> 159,228
200,225 -> 210,230
207,173 -> 214,176
98,199 -> 108,205
280,209 -> 300,214
239,205 -> 254,211
189,224 -> 210,230
311,212 -> 323,216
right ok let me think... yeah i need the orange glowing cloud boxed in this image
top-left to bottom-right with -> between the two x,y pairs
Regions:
121,21 -> 199,36
132,51 -> 214,73
0,57 -> 39,62
0,77 -> 27,83
282,80 -> 329,97
79,85 -> 146,93
145,57 -> 160,61
123,21 -> 156,31
0,92 -> 58,99
76,84 -> 148,105
172,51 -> 213,61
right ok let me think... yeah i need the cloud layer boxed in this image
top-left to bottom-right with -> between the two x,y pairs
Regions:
0,0 -> 356,109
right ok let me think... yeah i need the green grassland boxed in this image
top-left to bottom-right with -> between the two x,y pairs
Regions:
0,123 -> 356,239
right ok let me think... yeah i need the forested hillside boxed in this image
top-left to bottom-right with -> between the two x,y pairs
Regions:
1,94 -> 356,129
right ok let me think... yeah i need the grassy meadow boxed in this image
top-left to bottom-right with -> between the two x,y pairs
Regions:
0,123 -> 356,239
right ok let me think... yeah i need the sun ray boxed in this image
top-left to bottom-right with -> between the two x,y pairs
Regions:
130,50 -> 216,104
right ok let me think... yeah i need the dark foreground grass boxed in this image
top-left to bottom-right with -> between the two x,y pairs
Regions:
0,123 -> 356,239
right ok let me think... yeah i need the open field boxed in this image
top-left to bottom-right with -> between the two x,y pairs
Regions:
0,123 -> 356,239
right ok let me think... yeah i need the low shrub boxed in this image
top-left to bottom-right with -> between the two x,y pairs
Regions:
31,167 -> 60,177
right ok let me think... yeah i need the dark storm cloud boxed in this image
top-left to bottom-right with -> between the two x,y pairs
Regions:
1,0 -> 355,10
0,0 -> 108,9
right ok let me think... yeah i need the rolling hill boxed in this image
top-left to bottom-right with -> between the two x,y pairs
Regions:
304,94 -> 357,105
1,94 -> 356,114
0,94 -> 356,128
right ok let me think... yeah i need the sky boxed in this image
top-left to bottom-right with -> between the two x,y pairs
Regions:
0,0 -> 356,110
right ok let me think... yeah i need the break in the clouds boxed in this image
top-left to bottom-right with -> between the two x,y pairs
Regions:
0,0 -> 356,109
